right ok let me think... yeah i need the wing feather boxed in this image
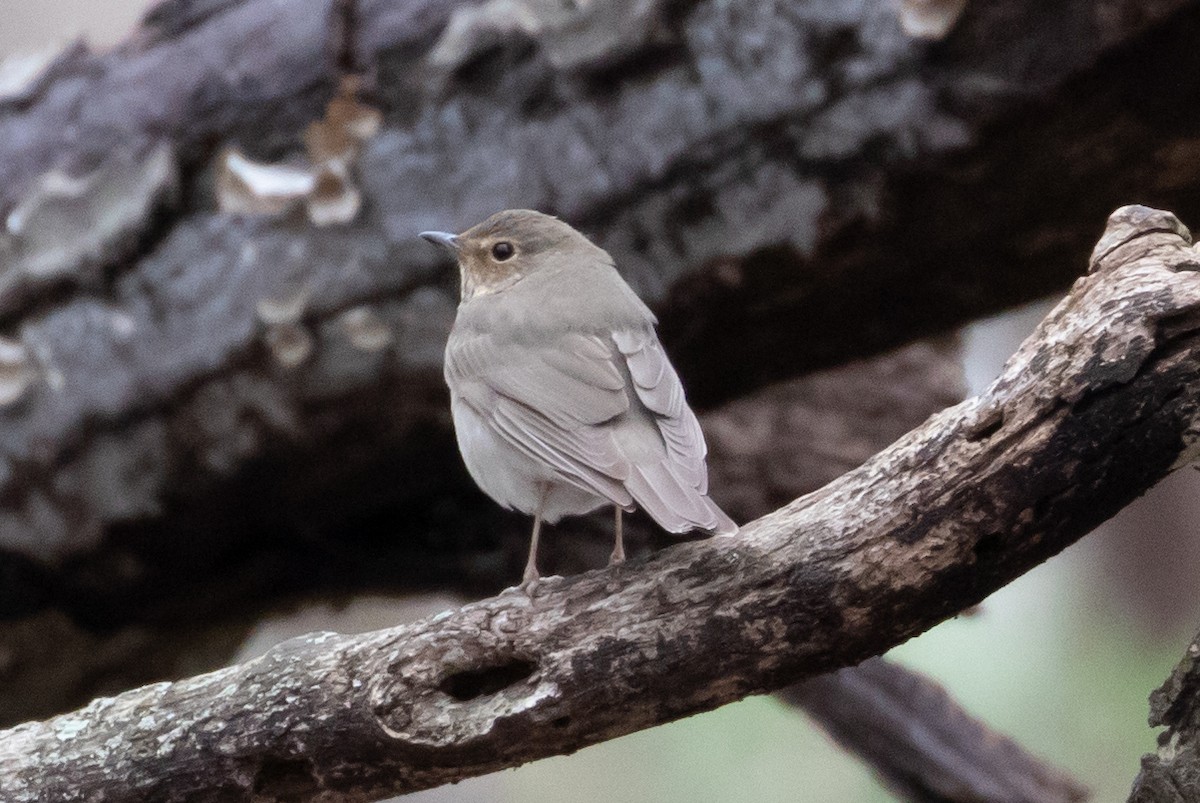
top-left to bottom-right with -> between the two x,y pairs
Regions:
446,322 -> 735,534
491,398 -> 633,505
449,331 -> 627,427
447,330 -> 632,504
613,327 -> 710,493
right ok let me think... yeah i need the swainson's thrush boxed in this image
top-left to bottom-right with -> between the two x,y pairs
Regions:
422,210 -> 736,590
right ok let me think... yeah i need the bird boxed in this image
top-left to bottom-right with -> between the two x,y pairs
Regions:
421,210 -> 736,590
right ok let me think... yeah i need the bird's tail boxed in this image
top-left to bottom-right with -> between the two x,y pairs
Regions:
626,462 -> 738,536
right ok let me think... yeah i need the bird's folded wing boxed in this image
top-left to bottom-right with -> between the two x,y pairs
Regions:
612,328 -> 709,493
446,326 -> 723,529
446,330 -> 634,504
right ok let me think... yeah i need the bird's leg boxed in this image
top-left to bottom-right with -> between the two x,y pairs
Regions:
610,506 -> 625,565
520,485 -> 548,593
520,515 -> 543,592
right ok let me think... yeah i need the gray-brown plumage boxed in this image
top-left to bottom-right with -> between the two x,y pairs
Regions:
421,210 -> 736,589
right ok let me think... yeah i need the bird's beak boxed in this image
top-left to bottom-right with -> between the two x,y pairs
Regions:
420,231 -> 461,253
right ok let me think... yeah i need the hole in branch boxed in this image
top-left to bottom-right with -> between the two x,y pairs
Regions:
1033,494 -> 1054,523
440,659 -> 537,701
253,756 -> 316,797
974,531 -> 1003,563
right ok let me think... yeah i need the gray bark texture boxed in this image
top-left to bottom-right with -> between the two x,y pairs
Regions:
0,203 -> 1194,803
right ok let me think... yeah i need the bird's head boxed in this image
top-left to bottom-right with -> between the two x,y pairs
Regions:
421,209 -> 605,301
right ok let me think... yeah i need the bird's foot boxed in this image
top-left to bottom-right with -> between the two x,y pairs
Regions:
608,545 -> 626,566
519,567 -> 541,595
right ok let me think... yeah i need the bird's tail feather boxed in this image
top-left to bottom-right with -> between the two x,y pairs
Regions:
627,462 -> 738,536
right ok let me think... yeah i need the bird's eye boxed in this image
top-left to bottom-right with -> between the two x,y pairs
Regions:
491,241 -> 515,261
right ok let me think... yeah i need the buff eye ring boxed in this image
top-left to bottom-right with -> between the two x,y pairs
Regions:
492,241 -> 515,261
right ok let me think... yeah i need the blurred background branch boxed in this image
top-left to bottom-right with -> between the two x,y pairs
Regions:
785,658 -> 1087,803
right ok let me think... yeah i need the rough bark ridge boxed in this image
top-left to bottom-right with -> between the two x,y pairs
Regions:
0,204 -> 1193,803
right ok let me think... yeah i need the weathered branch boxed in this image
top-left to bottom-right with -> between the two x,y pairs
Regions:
1128,629 -> 1200,801
2,204 -> 1197,802
0,0 -> 1197,796
0,8 -> 1197,770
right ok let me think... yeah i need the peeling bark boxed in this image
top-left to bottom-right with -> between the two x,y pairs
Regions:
0,205 -> 1194,803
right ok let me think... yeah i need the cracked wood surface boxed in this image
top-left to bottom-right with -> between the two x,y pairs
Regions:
1,204 -> 1196,802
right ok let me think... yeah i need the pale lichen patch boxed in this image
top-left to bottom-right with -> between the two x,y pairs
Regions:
256,284 -> 311,327
0,48 -> 59,103
217,150 -> 316,217
427,0 -> 674,74
52,716 -> 89,741
215,77 -> 379,227
337,306 -> 392,352
264,323 -> 314,369
0,336 -> 36,407
896,0 -> 967,40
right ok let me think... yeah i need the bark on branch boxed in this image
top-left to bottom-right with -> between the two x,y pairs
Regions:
1,204 -> 1197,803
